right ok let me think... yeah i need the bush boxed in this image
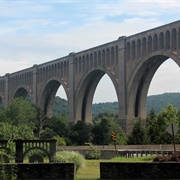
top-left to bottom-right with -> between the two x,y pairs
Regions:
153,151 -> 180,162
0,151 -> 17,180
53,135 -> 66,146
53,151 -> 86,172
85,142 -> 100,159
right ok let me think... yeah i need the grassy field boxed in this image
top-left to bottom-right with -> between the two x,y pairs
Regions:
75,156 -> 154,180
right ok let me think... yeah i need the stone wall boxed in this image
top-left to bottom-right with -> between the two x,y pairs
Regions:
2,163 -> 75,180
100,162 -> 180,179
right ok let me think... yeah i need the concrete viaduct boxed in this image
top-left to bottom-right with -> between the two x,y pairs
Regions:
0,20 -> 179,132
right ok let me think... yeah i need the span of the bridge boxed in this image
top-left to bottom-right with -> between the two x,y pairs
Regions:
0,20 -> 179,132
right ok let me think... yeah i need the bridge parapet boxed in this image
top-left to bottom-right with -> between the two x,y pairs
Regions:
0,139 -> 56,163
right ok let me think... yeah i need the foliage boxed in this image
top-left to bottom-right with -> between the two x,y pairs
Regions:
111,155 -> 155,162
92,102 -> 118,118
0,156 -> 17,180
24,149 -> 48,161
53,96 -> 68,116
0,122 -> 35,140
52,93 -> 180,117
53,151 -> 86,172
128,118 -> 149,145
0,140 -> 17,180
70,120 -> 93,145
44,115 -> 70,137
0,97 -> 37,128
147,104 -> 180,144
153,152 -> 180,162
92,112 -> 127,145
53,135 -> 66,146
147,93 -> 180,114
85,142 -> 100,159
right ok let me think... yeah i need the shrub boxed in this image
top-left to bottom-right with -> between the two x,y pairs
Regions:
53,135 -> 66,146
153,155 -> 170,162
53,151 -> 86,172
85,142 -> 100,159
169,151 -> 180,161
153,151 -> 180,162
0,151 -> 17,180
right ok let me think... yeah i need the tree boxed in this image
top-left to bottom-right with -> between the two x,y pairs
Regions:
70,120 -> 93,145
0,97 -> 37,129
0,122 -> 35,140
127,119 -> 149,145
92,112 -> 127,145
147,104 -> 180,144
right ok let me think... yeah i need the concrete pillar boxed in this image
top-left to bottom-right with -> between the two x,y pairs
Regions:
68,53 -> 75,124
32,65 -> 38,106
49,139 -> 57,162
4,73 -> 9,106
117,37 -> 127,132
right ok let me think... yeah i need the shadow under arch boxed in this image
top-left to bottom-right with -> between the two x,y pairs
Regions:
0,96 -> 4,110
23,147 -> 50,163
38,79 -> 69,117
13,86 -> 32,102
75,68 -> 119,124
127,50 -> 180,120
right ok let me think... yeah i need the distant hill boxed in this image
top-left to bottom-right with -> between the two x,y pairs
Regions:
53,92 -> 180,117
146,92 -> 180,114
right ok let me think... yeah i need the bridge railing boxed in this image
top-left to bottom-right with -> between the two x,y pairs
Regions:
0,139 -> 56,163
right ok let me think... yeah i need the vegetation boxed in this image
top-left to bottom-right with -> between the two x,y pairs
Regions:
53,151 -> 86,172
0,140 -> 17,180
52,93 -> 180,117
0,95 -> 179,146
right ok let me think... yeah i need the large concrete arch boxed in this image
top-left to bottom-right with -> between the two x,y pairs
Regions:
75,67 -> 118,123
38,78 -> 69,117
12,85 -> 32,101
127,50 -> 180,121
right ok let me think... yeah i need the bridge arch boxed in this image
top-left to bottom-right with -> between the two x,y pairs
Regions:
127,50 -> 180,120
23,147 -> 50,162
75,67 -> 118,124
38,78 -> 69,117
12,86 -> 32,101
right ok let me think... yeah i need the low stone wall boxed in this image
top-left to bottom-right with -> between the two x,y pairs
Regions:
100,162 -> 180,179
2,163 -> 75,180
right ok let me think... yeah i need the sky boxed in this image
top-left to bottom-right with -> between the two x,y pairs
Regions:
0,0 -> 179,103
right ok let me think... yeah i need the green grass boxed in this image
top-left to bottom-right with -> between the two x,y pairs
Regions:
75,156 -> 155,180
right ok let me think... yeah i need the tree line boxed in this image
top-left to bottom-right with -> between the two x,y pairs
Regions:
53,92 -> 180,117
0,97 -> 180,146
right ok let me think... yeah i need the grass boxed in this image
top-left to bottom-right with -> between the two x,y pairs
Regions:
75,155 -> 155,180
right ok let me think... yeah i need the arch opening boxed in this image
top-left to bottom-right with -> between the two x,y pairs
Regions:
39,80 -> 68,117
76,70 -> 118,124
13,88 -> 30,101
128,54 -> 179,119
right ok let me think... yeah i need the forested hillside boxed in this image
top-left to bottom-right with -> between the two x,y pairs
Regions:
53,92 -> 180,117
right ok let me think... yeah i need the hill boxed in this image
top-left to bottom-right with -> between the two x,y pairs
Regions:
53,92 -> 180,117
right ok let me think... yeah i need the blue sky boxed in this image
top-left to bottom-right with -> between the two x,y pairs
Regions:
0,0 -> 180,103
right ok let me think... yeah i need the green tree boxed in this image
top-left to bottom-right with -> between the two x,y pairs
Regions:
147,104 -> 180,144
92,112 -> 127,145
127,119 -> 149,145
0,97 -> 37,129
0,122 -> 35,140
70,120 -> 93,145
